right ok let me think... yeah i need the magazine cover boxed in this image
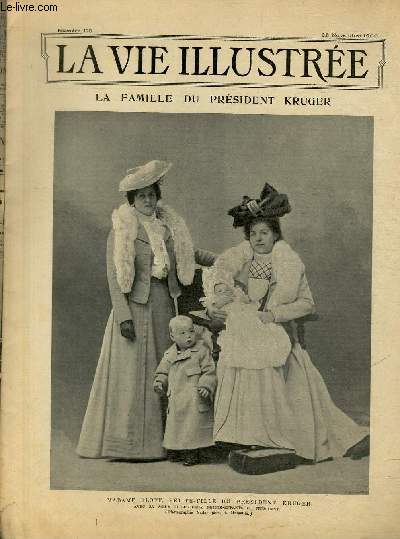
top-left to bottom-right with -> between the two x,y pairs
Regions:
2,1 -> 399,538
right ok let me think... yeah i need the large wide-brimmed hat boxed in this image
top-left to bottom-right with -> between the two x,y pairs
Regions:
228,183 -> 291,228
119,160 -> 172,192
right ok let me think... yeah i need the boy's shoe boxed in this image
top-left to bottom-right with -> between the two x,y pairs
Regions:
198,445 -> 221,463
167,450 -> 183,462
182,450 -> 200,466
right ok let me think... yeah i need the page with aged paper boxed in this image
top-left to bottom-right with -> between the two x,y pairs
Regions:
0,9 -> 5,368
1,1 -> 400,538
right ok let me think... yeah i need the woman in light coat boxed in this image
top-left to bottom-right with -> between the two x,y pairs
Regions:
207,183 -> 369,462
77,161 -> 214,460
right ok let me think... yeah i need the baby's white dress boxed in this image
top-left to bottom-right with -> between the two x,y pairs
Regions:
217,294 -> 291,369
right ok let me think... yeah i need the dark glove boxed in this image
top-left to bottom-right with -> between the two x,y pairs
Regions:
120,320 -> 136,342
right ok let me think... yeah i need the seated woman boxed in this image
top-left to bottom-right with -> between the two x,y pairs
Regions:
201,266 -> 292,369
205,183 -> 369,462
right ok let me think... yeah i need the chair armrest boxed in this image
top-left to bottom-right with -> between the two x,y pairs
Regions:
189,310 -> 226,332
295,313 -> 319,349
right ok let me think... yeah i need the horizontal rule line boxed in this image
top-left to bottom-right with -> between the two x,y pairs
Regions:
42,33 -> 383,43
47,80 -> 380,90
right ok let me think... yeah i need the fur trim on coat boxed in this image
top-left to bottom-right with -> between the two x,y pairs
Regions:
112,202 -> 195,293
210,239 -> 305,306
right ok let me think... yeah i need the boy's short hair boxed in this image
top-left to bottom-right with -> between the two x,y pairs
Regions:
169,315 -> 193,333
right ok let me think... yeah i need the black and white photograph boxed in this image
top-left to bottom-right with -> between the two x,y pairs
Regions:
51,111 -> 371,494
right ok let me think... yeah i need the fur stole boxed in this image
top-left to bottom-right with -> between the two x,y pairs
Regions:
112,201 -> 195,293
211,239 -> 305,305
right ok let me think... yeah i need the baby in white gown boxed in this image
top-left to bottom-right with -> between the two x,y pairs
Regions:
201,268 -> 291,369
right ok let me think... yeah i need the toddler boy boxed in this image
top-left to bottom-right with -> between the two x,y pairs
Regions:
154,315 -> 217,466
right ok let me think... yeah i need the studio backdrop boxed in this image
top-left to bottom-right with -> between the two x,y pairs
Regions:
51,112 -> 372,485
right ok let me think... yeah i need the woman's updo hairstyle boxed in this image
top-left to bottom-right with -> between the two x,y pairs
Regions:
126,181 -> 162,206
244,216 -> 283,242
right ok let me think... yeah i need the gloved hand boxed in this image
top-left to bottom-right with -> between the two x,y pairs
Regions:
120,319 -> 136,342
153,381 -> 165,395
198,387 -> 210,399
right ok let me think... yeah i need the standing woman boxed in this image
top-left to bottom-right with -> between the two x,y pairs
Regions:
77,161 -> 214,460
207,183 -> 369,462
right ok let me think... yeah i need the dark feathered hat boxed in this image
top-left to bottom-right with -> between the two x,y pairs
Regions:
228,183 -> 291,228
